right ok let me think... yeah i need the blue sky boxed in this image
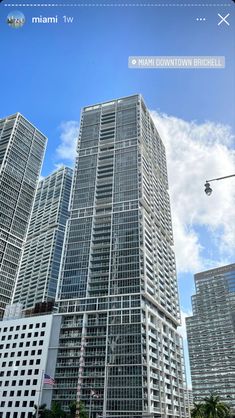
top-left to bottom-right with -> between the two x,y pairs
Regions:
1,0 -> 235,384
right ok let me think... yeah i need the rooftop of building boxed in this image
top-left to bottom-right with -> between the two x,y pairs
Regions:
195,263 -> 235,280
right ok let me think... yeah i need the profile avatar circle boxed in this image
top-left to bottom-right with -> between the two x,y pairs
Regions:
7,11 -> 25,28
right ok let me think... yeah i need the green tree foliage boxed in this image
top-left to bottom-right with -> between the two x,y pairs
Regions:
203,395 -> 230,418
191,395 -> 231,418
34,401 -> 88,418
191,402 -> 205,418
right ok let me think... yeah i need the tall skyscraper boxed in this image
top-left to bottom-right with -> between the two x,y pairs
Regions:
13,166 -> 73,309
0,113 -> 47,316
54,95 -> 188,418
186,264 -> 235,409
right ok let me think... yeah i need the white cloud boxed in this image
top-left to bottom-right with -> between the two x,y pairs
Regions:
56,121 -> 80,163
151,111 -> 235,274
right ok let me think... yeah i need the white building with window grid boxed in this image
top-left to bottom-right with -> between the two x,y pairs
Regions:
13,166 -> 73,309
0,312 -> 61,418
53,95 -> 188,418
0,113 -> 47,316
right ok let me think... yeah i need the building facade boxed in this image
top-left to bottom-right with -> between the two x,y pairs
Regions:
54,95 -> 188,418
0,311 -> 61,418
0,113 -> 47,316
186,264 -> 235,409
13,166 -> 73,309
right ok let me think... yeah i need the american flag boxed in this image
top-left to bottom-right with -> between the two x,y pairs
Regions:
44,373 -> 55,385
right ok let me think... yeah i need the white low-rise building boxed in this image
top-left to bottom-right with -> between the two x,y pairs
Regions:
0,311 -> 61,418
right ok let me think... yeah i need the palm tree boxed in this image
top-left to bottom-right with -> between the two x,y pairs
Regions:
203,394 -> 230,418
68,401 -> 88,418
191,402 -> 205,418
50,402 -> 67,418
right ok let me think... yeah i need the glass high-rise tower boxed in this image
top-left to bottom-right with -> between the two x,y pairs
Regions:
0,113 -> 47,316
54,95 -> 188,418
13,166 -> 73,309
186,264 -> 235,409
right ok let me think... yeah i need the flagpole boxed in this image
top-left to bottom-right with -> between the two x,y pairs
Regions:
89,390 -> 92,418
36,370 -> 44,418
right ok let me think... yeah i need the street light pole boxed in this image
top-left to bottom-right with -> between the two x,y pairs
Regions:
204,174 -> 235,195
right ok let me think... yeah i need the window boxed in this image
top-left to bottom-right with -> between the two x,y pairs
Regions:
36,359 -> 40,365
33,379 -> 37,385
0,401 -> 5,407
20,370 -> 25,376
2,391 -> 7,397
17,390 -> 22,396
15,401 -> 20,407
26,380 -> 30,385
24,390 -> 29,396
31,390 -> 36,396
28,369 -> 32,375
22,360 -> 27,366
29,359 -> 34,365
10,391 -> 14,396
22,401 -> 27,407
8,401 -> 13,407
